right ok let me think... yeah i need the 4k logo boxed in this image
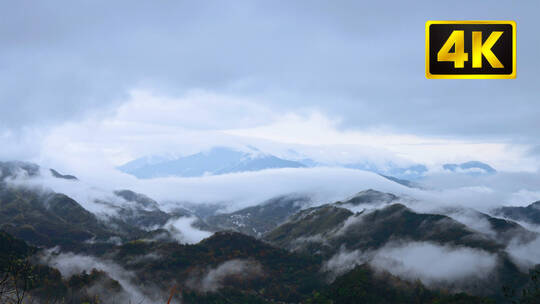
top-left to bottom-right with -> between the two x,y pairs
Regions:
426,21 -> 516,79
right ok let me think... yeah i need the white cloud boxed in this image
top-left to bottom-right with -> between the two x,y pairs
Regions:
224,111 -> 536,172
442,208 -> 496,237
322,242 -> 498,287
322,248 -> 365,279
11,159 -> 540,220
118,90 -> 277,130
507,189 -> 540,207
189,259 -> 263,292
370,242 -> 497,285
6,170 -> 122,216
40,250 -> 151,303
3,89 -> 536,178
131,168 -> 412,212
322,242 -> 497,286
507,237 -> 540,271
164,217 -> 212,244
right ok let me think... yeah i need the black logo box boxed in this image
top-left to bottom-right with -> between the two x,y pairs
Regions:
426,21 -> 515,78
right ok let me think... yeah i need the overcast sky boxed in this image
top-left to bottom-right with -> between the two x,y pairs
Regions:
1,0 -> 539,172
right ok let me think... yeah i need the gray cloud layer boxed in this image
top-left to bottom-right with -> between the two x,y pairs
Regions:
1,0 -> 539,142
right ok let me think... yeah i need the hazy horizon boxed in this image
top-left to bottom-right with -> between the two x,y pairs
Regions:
1,0 -> 539,177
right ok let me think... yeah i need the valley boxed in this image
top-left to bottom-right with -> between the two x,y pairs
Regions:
1,161 -> 539,303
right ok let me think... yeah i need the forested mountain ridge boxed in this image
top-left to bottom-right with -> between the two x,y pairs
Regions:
1,161 -> 539,303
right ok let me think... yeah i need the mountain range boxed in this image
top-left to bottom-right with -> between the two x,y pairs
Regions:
118,146 -> 497,181
118,147 -> 306,178
493,201 -> 540,225
443,161 -> 497,175
0,160 -> 535,304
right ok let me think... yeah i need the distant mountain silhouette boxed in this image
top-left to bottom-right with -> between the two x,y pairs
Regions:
443,161 -> 496,175
118,147 -> 306,178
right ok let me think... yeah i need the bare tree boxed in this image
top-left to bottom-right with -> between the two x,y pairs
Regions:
0,257 -> 33,304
